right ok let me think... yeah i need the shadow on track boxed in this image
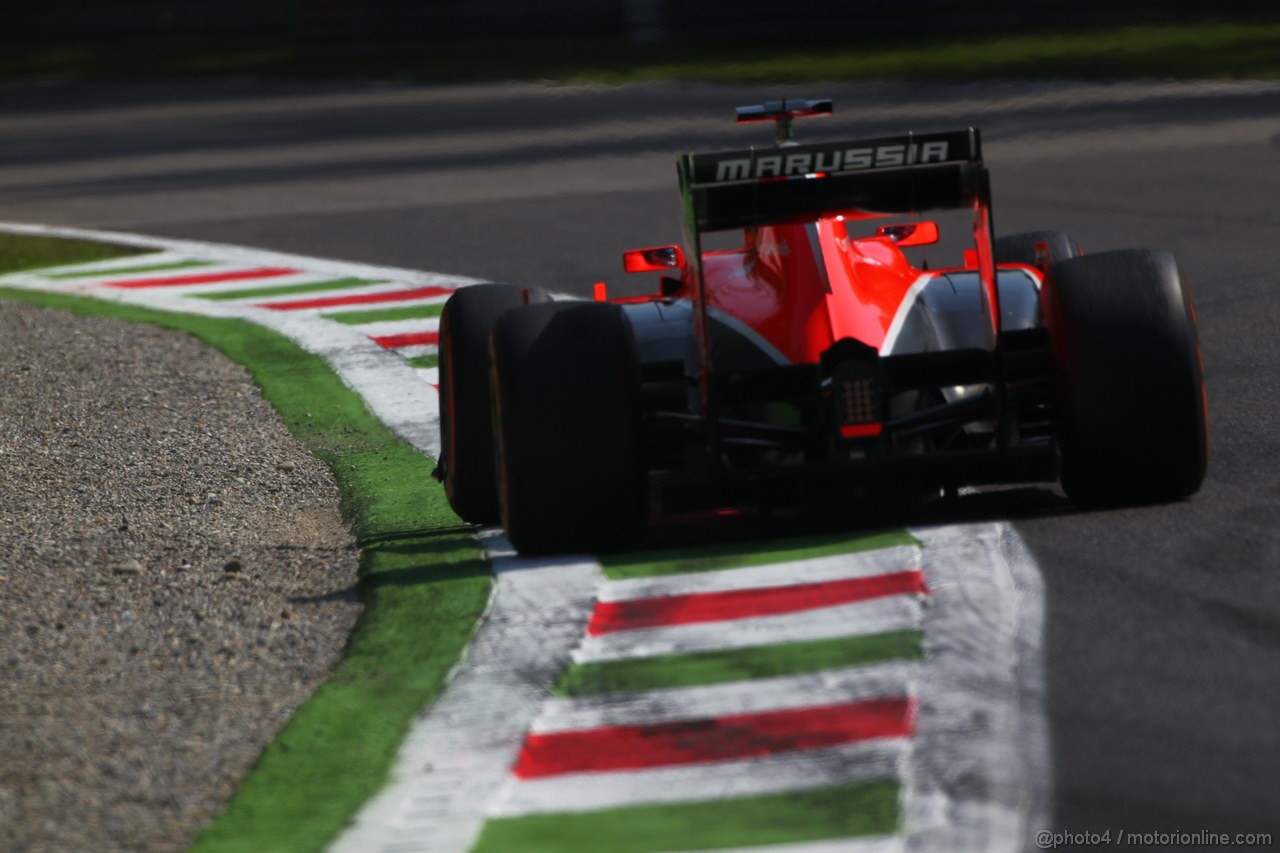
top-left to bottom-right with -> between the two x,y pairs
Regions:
631,484 -> 1077,557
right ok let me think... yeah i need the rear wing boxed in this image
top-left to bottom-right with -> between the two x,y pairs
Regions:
678,126 -> 1003,408
678,128 -> 985,233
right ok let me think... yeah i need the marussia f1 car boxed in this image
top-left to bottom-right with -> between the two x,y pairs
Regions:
437,99 -> 1208,555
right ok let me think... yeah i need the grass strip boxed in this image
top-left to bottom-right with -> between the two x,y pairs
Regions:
0,233 -> 144,275
556,629 -> 923,697
0,281 -> 491,853
560,21 -> 1280,85
196,276 -> 379,302
473,778 -> 900,853
602,529 -> 918,581
5,20 -> 1279,83
325,301 -> 446,326
406,353 -> 439,370
44,259 -> 216,279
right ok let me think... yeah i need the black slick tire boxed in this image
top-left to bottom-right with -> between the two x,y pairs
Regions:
438,283 -> 549,524
491,302 -> 647,555
1042,249 -> 1208,506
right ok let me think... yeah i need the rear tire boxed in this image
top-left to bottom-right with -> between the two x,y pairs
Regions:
995,230 -> 1081,267
491,302 -> 647,555
438,283 -> 549,524
1042,249 -> 1208,506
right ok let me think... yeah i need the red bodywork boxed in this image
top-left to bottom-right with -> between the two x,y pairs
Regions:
620,213 -> 1014,364
702,219 -> 925,363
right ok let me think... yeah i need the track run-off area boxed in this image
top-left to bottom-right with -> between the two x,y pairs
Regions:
0,224 -> 1048,851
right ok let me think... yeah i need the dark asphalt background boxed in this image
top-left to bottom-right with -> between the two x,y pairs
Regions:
3,78 -> 1278,844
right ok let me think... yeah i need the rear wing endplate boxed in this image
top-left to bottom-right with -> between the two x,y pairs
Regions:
678,128 -> 985,233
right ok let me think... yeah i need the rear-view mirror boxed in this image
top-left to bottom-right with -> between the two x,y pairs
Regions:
624,245 -> 686,273
875,221 -> 940,247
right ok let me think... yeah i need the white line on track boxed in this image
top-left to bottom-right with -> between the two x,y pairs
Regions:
904,523 -> 1050,853
346,317 -> 441,339
487,738 -> 909,818
396,344 -> 439,360
598,544 -> 921,602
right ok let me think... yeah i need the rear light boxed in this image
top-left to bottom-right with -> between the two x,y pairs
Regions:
832,363 -> 883,440
840,423 -> 884,439
839,375 -> 878,423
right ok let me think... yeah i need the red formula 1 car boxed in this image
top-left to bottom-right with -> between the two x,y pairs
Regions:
437,99 -> 1208,555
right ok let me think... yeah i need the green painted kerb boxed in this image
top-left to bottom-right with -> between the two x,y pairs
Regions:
325,301 -> 446,325
406,353 -> 439,370
196,276 -> 380,301
44,259 -> 216,279
602,529 -> 919,580
557,629 -> 923,697
473,779 -> 900,853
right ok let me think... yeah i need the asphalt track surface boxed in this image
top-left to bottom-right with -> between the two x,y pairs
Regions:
4,78 -> 1279,843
